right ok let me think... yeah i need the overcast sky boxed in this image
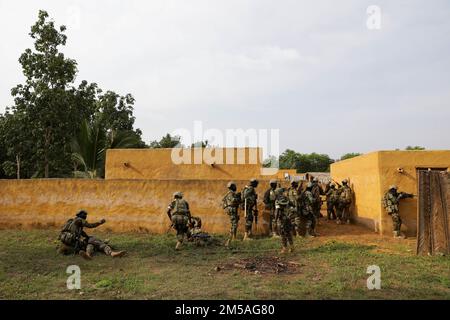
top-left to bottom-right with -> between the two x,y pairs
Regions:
0,0 -> 449,159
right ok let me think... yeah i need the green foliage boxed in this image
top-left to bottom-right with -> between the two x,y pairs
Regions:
149,133 -> 181,148
279,149 -> 334,172
0,10 -> 145,178
340,153 -> 362,161
405,146 -> 425,150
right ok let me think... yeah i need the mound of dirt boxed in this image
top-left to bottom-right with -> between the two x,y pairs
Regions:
218,256 -> 301,274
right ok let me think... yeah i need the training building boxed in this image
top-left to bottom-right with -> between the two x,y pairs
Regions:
331,151 -> 450,247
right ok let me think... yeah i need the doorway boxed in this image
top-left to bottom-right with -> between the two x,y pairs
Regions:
416,168 -> 450,255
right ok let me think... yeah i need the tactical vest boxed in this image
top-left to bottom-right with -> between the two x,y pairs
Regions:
269,189 -> 276,202
222,191 -> 240,209
242,186 -> 256,206
339,187 -> 352,205
382,192 -> 398,214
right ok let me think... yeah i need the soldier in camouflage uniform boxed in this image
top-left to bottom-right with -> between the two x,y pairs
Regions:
382,185 -> 414,238
167,191 -> 192,250
187,216 -> 213,246
287,180 -> 301,236
222,181 -> 242,246
58,210 -> 125,259
263,179 -> 279,237
325,183 -> 338,220
274,188 -> 294,253
311,178 -> 324,220
241,178 -> 259,240
300,182 -> 318,237
336,179 -> 352,225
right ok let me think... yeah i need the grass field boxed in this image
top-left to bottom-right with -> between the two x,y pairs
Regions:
0,221 -> 449,300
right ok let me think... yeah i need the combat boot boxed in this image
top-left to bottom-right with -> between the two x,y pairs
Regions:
346,219 -> 351,225
175,241 -> 182,250
225,239 -> 231,247
79,250 -> 92,260
336,219 -> 341,225
243,232 -> 251,241
280,246 -> 287,254
111,250 -> 126,258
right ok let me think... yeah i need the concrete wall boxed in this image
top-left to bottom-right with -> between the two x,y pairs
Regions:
0,179 -> 274,235
105,148 -> 264,180
331,152 -> 383,233
331,150 -> 450,237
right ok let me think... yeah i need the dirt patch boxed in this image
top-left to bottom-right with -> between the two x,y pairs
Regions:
218,256 -> 301,275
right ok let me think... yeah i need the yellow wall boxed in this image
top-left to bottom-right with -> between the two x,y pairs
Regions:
0,179 -> 272,235
377,151 -> 450,237
105,148 -> 264,180
331,150 -> 450,236
331,152 -> 383,232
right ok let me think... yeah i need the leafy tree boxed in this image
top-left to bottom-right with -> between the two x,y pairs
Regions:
279,150 -> 334,172
405,146 -> 425,150
0,10 -> 146,178
340,153 -> 362,161
71,119 -> 141,178
149,133 -> 181,148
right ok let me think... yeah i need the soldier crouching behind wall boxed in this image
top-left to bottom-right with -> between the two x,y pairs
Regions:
167,191 -> 192,250
58,210 -> 126,260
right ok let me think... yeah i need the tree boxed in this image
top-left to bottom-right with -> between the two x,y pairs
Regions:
1,10 -> 146,178
149,133 -> 181,148
340,153 -> 362,161
279,150 -> 334,172
405,146 -> 425,150
71,119 -> 140,178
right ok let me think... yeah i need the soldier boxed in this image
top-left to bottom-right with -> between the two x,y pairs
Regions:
325,183 -> 338,220
311,178 -> 324,220
336,179 -> 352,224
263,179 -> 279,237
287,180 -> 301,236
300,182 -> 318,237
382,185 -> 414,238
241,178 -> 259,240
274,188 -> 294,253
187,216 -> 212,246
222,181 -> 242,246
58,210 -> 125,259
167,191 -> 192,250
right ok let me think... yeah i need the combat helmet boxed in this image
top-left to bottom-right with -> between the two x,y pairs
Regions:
269,179 -> 277,186
227,181 -> 237,189
173,191 -> 183,199
306,182 -> 313,189
389,185 -> 398,191
342,179 -> 348,185
76,210 -> 88,218
249,178 -> 259,187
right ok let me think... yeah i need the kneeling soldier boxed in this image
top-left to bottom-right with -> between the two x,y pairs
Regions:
58,210 -> 125,259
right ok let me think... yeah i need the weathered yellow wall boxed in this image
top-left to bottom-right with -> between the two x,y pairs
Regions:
377,151 -> 450,237
330,152 -> 383,232
0,179 -> 274,235
105,148 -> 265,180
331,150 -> 450,236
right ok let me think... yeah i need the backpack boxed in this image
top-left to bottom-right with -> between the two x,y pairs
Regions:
173,199 -> 189,215
58,218 -> 77,245
339,187 -> 352,205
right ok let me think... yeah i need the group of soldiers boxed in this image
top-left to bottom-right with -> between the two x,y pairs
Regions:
57,177 -> 412,259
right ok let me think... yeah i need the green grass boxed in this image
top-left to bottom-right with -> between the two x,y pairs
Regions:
0,229 -> 448,299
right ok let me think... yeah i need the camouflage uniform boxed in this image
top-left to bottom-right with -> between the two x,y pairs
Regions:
187,216 -> 212,246
311,180 -> 324,219
382,186 -> 413,237
167,193 -> 192,249
263,180 -> 278,236
325,184 -> 338,220
287,183 -> 301,236
336,181 -> 352,224
241,179 -> 259,239
300,184 -> 317,236
274,189 -> 294,253
222,182 -> 241,242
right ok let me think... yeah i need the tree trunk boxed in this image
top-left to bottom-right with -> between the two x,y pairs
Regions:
16,154 -> 21,179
